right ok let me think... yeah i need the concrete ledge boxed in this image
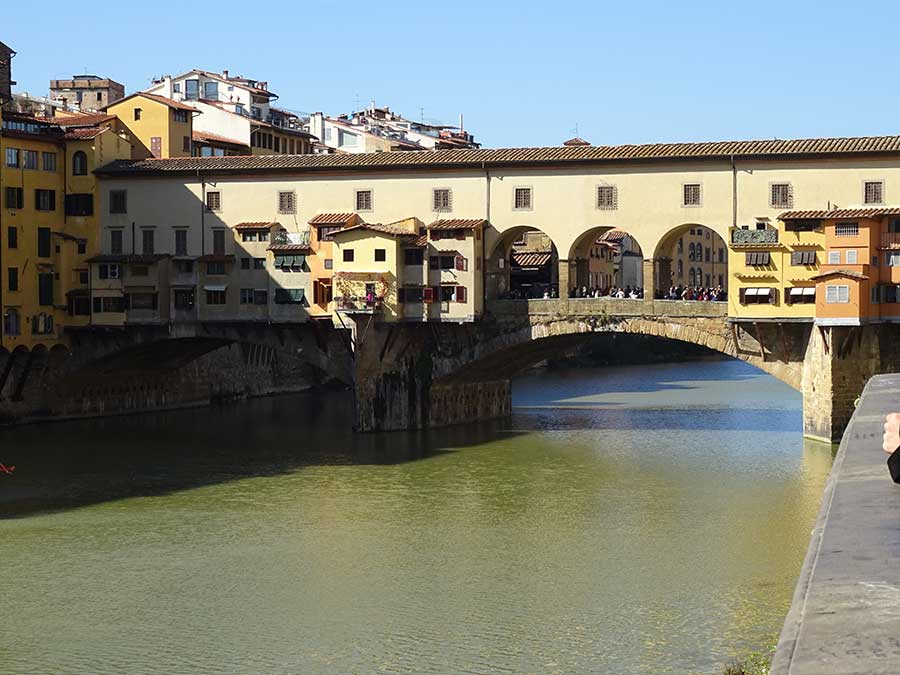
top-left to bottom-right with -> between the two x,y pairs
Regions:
771,373 -> 900,675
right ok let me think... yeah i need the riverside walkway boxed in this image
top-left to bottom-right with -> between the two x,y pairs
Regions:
771,373 -> 900,675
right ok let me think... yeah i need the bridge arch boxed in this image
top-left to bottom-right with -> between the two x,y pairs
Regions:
565,226 -> 646,294
652,223 -> 730,293
485,224 -> 562,299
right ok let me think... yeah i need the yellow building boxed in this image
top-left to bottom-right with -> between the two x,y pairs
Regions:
106,92 -> 195,159
1,112 -> 67,349
728,217 -> 824,321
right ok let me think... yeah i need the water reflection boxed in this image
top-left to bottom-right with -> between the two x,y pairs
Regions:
0,359 -> 833,675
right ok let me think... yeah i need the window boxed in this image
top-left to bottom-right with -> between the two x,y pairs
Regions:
174,289 -> 194,310
825,285 -> 850,304
206,191 -> 221,212
846,249 -> 858,264
134,108 -> 142,121
864,181 -> 884,205
98,263 -> 120,280
374,248 -> 386,262
439,255 -> 456,270
514,187 -> 532,210
404,249 -> 424,265
274,288 -> 304,304
202,81 -> 219,100
241,232 -> 258,242
205,290 -> 226,305
183,136 -> 191,153
317,226 -> 341,242
175,260 -> 193,275
37,228 -> 51,257
70,295 -> 90,316
142,229 -> 154,254
786,287 -> 817,304
399,286 -> 425,303
3,308 -> 20,335
274,137 -> 281,153
72,151 -> 87,176
7,226 -> 17,249
740,288 -> 776,304
705,247 -> 710,262
240,257 -> 250,270
5,147 -> 19,167
770,183 -> 793,208
278,191 -> 296,214
213,230 -> 225,255
433,188 -> 452,212
23,150 -> 38,170
597,185 -> 618,210
355,190 -> 372,211
207,262 -> 225,275
240,289 -> 254,304
253,258 -> 265,269
324,259 -> 333,269
110,230 -> 123,255
827,250 -> 841,264
35,189 -> 56,211
683,183 -> 701,207
8,267 -> 18,292
5,187 -> 23,209
887,252 -> 900,267
791,250 -> 816,266
718,248 -> 725,263
174,110 -> 189,123
456,255 -> 468,271
175,229 -> 188,256
340,131 -> 358,147
65,194 -> 93,216
92,297 -> 125,313
835,222 -> 859,237
173,83 -> 182,93
42,152 -> 57,172
110,190 -> 127,214
343,249 -> 355,262
38,273 -> 54,306
79,270 -> 88,284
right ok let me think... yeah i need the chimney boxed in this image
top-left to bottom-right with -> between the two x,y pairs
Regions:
310,112 -> 325,143
459,114 -> 464,132
223,69 -> 229,79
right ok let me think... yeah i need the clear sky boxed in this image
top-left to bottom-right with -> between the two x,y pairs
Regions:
4,1 -> 898,148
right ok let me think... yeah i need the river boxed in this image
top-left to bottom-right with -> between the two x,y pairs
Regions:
0,358 -> 833,675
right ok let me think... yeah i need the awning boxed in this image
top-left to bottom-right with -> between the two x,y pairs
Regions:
789,288 -> 805,296
275,254 -> 306,267
204,284 -> 227,292
744,288 -> 761,296
803,287 -> 816,297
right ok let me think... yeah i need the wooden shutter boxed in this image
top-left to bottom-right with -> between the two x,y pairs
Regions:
456,286 -> 467,303
739,288 -> 747,304
423,287 -> 434,303
455,256 -> 468,271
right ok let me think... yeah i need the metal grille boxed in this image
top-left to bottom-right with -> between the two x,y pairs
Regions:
865,181 -> 884,204
683,183 -> 701,206
514,187 -> 532,209
278,191 -> 296,214
356,190 -> 372,211
770,183 -> 793,208
206,191 -> 221,212
597,185 -> 618,210
433,189 -> 452,212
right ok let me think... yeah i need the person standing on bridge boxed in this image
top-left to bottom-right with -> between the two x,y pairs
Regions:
882,413 -> 900,482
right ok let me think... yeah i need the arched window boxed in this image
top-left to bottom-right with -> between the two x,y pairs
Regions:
73,151 -> 88,176
677,259 -> 683,277
3,308 -> 20,336
696,268 -> 704,286
677,238 -> 683,254
688,242 -> 695,261
688,268 -> 696,286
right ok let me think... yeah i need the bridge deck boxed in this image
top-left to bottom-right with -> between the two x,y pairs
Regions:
772,373 -> 900,674
489,298 -> 728,318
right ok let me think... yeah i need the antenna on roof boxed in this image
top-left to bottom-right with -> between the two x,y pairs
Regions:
420,107 -> 424,123
354,93 -> 360,112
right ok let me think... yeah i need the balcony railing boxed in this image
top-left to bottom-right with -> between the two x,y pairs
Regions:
731,228 -> 779,245
882,232 -> 900,249
336,296 -> 383,313
271,231 -> 311,247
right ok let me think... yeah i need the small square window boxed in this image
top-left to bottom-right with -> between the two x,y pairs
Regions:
597,185 -> 618,210
343,249 -> 354,262
374,248 -> 386,262
433,188 -> 452,212
206,191 -> 221,212
770,183 -> 793,209
683,183 -> 701,207
864,181 -> 884,205
110,190 -> 127,214
356,190 -> 372,211
514,187 -> 532,210
278,191 -> 296,214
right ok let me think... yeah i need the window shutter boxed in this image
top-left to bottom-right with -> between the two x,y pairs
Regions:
739,288 -> 746,304
429,256 -> 439,268
768,288 -> 777,304
423,287 -> 434,303
455,256 -> 468,271
456,286 -> 467,303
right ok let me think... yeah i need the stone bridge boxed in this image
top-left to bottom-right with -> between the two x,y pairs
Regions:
353,298 -> 900,442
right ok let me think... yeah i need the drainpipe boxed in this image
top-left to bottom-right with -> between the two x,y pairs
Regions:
731,154 -> 737,228
198,168 -> 205,255
483,161 -> 490,311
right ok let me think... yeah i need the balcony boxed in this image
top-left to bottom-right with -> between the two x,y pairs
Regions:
335,296 -> 383,314
731,228 -> 779,246
881,232 -> 900,249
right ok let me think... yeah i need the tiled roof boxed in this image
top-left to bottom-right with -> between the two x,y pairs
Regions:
427,218 -> 486,230
64,127 -> 108,140
50,113 -> 115,127
94,134 -> 900,176
333,223 -> 418,239
268,243 -> 311,252
309,213 -> 356,225
811,269 -> 869,280
192,130 -> 248,147
780,208 -> 900,220
234,221 -> 279,229
106,92 -> 197,112
410,235 -> 428,247
600,229 -> 629,242
563,137 -> 591,146
511,252 -> 552,267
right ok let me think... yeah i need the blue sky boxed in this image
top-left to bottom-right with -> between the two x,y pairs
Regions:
3,1 -> 897,148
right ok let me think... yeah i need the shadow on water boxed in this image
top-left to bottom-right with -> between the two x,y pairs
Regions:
0,388 -> 521,520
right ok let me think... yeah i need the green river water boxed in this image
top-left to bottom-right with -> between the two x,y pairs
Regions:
0,358 -> 833,675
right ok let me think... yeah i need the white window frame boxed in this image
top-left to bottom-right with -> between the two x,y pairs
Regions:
846,249 -> 858,264
825,284 -> 850,304
828,250 -> 841,264
834,222 -> 859,237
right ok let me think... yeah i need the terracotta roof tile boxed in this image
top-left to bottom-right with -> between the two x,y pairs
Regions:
50,113 -> 115,127
234,221 -> 279,229
94,134 -> 900,177
192,130 -> 248,148
333,223 -> 418,238
811,269 -> 869,280
780,208 -> 900,220
64,127 -> 108,140
309,213 -> 356,225
106,92 -> 196,113
427,218 -> 486,230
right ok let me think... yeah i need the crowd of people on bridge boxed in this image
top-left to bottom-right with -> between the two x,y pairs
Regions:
500,284 -> 727,301
569,286 -> 645,299
657,285 -> 727,301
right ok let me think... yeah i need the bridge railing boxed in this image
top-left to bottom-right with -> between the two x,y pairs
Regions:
488,298 -> 727,318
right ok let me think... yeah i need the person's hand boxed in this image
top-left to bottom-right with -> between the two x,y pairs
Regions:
883,413 -> 900,455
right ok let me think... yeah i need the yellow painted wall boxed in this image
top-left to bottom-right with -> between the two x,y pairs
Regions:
107,96 -> 191,159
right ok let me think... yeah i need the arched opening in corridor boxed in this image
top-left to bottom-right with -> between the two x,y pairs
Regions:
653,224 -> 729,299
486,226 -> 561,299
567,226 -> 645,298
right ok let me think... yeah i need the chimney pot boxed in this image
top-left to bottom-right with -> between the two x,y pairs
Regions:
223,69 -> 229,79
